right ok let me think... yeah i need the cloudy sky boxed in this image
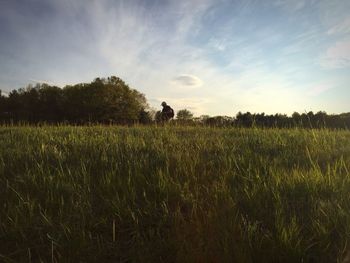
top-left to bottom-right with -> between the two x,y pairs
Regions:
0,0 -> 349,116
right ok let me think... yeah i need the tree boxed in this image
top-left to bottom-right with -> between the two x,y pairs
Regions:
176,109 -> 193,120
0,76 -> 150,124
139,110 -> 152,124
236,111 -> 254,127
60,76 -> 149,124
0,90 -> 6,120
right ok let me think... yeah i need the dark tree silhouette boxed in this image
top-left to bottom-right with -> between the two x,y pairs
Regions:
176,109 -> 193,120
0,76 -> 150,124
0,77 -> 349,128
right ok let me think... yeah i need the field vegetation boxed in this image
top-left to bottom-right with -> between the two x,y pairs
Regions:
0,125 -> 349,262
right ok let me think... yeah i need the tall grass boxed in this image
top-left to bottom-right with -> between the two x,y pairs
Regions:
0,126 -> 349,262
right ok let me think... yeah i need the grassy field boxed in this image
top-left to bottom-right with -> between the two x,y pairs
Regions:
0,126 -> 349,262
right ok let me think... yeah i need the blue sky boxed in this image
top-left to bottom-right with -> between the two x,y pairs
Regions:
0,0 -> 349,116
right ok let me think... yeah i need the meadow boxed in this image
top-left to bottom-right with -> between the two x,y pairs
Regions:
0,125 -> 349,262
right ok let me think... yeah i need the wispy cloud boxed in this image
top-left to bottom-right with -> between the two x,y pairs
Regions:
307,84 -> 333,96
0,0 -> 348,115
29,79 -> 57,86
320,39 -> 350,69
273,0 -> 306,12
208,38 -> 227,51
327,17 -> 350,35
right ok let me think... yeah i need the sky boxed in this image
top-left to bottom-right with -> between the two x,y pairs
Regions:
0,0 -> 349,116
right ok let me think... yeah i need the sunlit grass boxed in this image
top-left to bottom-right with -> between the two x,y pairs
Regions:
0,126 -> 349,262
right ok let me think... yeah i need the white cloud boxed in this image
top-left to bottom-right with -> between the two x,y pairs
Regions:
172,74 -> 203,87
307,84 -> 333,96
320,39 -> 350,68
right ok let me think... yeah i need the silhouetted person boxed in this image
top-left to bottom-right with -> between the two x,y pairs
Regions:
161,101 -> 174,121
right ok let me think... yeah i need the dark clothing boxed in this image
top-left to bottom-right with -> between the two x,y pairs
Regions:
161,105 -> 174,120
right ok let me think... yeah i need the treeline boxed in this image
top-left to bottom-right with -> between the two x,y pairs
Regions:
0,76 -> 152,124
193,111 -> 350,129
0,76 -> 349,128
234,111 -> 350,129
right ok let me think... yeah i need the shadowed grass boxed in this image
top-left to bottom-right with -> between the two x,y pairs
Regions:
0,126 -> 349,262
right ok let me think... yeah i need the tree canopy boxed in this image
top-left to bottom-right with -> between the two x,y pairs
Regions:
176,109 -> 193,120
0,76 -> 151,124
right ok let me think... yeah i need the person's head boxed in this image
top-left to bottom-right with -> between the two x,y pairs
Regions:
161,101 -> 167,107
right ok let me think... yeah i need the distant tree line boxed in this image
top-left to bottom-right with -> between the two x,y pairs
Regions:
0,76 -> 152,124
0,76 -> 349,128
233,111 -> 350,128
195,111 -> 350,129
153,108 -> 350,129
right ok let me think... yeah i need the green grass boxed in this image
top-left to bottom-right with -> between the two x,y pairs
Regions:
0,126 -> 349,262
